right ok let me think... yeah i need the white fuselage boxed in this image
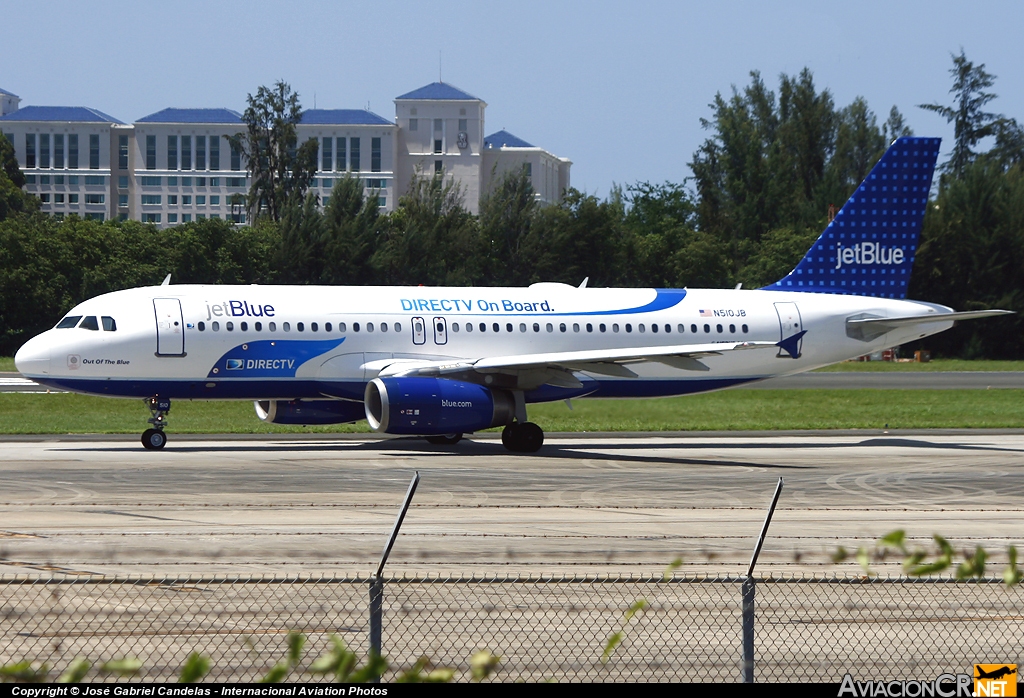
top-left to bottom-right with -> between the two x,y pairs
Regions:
15,283 -> 953,403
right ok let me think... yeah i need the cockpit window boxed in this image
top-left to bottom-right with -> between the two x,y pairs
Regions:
102,316 -> 117,331
56,315 -> 82,329
79,316 -> 99,331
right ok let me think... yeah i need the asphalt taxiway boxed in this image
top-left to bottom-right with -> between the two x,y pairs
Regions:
1,431 -> 1021,578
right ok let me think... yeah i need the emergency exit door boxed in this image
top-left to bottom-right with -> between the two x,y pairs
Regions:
153,298 -> 186,356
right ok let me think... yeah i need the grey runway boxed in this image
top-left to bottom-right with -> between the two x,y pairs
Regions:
1,432 -> 1022,578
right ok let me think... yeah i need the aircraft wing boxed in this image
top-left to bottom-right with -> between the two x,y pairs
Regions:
375,340 -> 780,388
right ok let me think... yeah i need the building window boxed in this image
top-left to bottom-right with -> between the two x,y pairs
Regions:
183,214 -> 192,222
88,134 -> 100,169
196,195 -> 206,205
168,195 -> 177,205
434,139 -> 442,154
377,196 -> 386,207
54,134 -> 64,169
118,135 -> 128,169
40,193 -> 50,203
182,195 -> 192,205
524,162 -> 532,177
371,137 -> 381,172
85,194 -> 105,204
458,118 -> 467,132
196,135 -> 206,170
143,213 -> 161,223
54,175 -> 63,184
84,175 -> 104,185
140,176 -> 160,186
322,137 -> 332,172
68,134 -> 78,169
181,136 -> 191,170
350,138 -> 360,171
141,195 -> 161,205
69,194 -> 78,204
336,137 -> 346,171
40,134 -> 50,168
144,135 -> 155,170
209,136 -> 219,170
55,193 -> 65,204
210,195 -> 220,205
118,176 -> 128,188
25,134 -> 35,168
167,135 -> 178,170
227,177 -> 245,187
85,213 -> 104,221
434,160 -> 442,174
230,142 -> 241,171
196,177 -> 205,187
118,194 -> 128,207
409,118 -> 418,131
168,213 -> 178,224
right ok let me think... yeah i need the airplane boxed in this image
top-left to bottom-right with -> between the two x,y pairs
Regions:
13,136 -> 1012,452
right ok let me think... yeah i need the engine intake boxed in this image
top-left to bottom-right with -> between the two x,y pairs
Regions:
254,399 -> 366,425
364,377 -> 514,435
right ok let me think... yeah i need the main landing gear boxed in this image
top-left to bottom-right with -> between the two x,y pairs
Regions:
501,421 -> 544,453
142,396 -> 171,450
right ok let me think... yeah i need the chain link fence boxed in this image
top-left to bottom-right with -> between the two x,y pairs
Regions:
1,574 -> 1021,682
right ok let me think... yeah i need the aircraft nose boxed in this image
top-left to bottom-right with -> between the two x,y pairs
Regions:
14,333 -> 52,376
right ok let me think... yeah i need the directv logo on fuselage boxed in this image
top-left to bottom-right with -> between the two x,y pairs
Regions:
834,242 -> 906,270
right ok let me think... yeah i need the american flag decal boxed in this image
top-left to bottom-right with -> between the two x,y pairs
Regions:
699,309 -> 713,317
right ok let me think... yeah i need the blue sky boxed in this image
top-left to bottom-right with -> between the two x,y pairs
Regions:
6,0 -> 1022,195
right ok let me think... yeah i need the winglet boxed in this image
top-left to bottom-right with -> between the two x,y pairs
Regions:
161,274 -> 172,286
776,330 -> 807,359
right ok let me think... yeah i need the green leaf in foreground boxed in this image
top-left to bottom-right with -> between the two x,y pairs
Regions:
57,658 -> 91,683
101,657 -> 143,676
0,660 -> 49,682
1004,546 -> 1023,587
469,650 -> 500,681
178,653 -> 211,683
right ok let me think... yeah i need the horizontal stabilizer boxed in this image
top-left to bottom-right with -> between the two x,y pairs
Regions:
846,310 -> 1013,341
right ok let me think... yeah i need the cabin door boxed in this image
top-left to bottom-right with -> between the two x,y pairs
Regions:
153,298 -> 185,356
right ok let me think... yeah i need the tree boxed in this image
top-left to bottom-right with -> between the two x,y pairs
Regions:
479,166 -> 537,286
229,81 -> 319,223
0,134 -> 38,221
918,50 -> 1002,180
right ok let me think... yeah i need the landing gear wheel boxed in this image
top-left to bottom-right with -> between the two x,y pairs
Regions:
426,433 -> 463,445
142,428 -> 167,450
501,422 -> 544,453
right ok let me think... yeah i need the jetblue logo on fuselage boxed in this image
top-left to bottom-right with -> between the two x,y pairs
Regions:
834,242 -> 906,270
205,301 -> 276,321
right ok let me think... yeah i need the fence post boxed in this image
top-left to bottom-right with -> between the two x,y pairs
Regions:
369,470 -> 420,681
741,477 -> 784,683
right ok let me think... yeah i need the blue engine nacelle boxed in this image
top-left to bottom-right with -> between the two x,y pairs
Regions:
254,399 -> 366,425
364,377 -> 515,435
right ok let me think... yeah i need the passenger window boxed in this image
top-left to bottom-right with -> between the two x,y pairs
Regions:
297,322 -> 304,332
452,322 -> 460,332
226,321 -> 234,331
546,323 -> 553,332
665,324 -> 671,333
325,322 -> 332,332
742,324 -> 749,333
380,322 -> 388,333
600,324 -> 607,333
255,322 -> 262,331
465,322 -> 473,333
506,323 -> 513,333
639,324 -> 646,333
586,323 -> 593,333
612,324 -> 619,333
367,322 -> 374,332
241,321 -> 248,331
625,324 -> 632,333
56,315 -> 82,329
730,324 -> 736,333
703,324 -> 710,333
533,323 -> 540,332
394,323 -> 401,332
198,321 -> 206,331
338,322 -> 346,332
479,323 -> 486,332
269,322 -> 276,332
80,316 -> 99,331
573,323 -> 580,332
212,321 -> 220,331
283,322 -> 290,332
716,324 -> 723,333
102,316 -> 117,331
519,323 -> 527,332
353,323 -> 360,332
691,324 -> 698,333
492,323 -> 500,332
311,322 -> 318,332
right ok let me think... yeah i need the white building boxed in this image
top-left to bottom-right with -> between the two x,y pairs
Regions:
0,82 -> 570,226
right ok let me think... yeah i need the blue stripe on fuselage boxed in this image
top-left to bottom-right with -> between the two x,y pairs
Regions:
209,338 -> 346,378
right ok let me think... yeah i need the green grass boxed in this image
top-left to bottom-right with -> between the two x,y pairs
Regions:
814,359 -> 1024,372
0,357 -> 14,372
2,390 -> 1022,434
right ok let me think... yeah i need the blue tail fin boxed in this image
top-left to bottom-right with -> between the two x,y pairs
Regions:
761,136 -> 941,299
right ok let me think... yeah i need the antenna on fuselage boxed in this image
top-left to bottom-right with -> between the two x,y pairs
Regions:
578,277 -> 589,289
161,274 -> 171,286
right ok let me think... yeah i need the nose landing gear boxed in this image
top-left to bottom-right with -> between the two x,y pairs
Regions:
142,397 -> 171,450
